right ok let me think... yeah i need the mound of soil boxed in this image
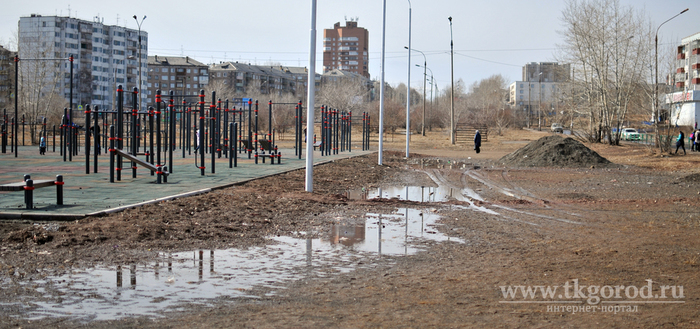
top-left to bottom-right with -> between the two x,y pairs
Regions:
498,135 -> 613,168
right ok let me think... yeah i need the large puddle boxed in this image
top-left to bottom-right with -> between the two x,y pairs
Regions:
2,206 -> 463,321
346,185 -> 482,203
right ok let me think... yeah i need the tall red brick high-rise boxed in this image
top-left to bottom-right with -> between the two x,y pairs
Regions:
322,20 -> 369,78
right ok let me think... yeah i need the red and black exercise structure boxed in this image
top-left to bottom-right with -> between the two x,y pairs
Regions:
318,105 -> 353,156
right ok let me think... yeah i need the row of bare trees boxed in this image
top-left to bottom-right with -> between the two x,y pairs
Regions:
558,0 -> 680,151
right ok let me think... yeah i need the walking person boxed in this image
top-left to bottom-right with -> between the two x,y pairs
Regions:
690,131 -> 695,152
474,130 -> 482,154
675,129 -> 686,155
39,136 -> 46,155
194,129 -> 200,152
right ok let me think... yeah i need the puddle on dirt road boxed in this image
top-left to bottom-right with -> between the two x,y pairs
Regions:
2,207 -> 463,321
346,185 -> 482,203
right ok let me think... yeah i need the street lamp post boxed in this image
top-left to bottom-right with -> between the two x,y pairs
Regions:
133,15 -> 147,112
527,76 -> 531,128
405,47 -> 427,136
406,0 -> 411,158
538,72 -> 542,131
448,17 -> 455,144
655,8 -> 688,153
415,64 -> 428,136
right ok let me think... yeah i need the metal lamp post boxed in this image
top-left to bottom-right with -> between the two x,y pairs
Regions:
538,72 -> 542,131
448,16 -> 455,144
133,15 -> 146,112
655,8 -> 688,152
406,47 -> 427,135
405,0 -> 411,158
415,63 -> 428,136
406,47 -> 427,136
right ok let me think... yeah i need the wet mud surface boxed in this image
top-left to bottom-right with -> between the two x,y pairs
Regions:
2,134 -> 700,327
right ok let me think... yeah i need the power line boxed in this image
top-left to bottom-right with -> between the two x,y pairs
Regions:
454,52 -> 522,67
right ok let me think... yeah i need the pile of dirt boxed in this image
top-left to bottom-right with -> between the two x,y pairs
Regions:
498,135 -> 613,168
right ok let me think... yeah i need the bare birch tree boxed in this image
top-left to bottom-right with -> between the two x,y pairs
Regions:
558,0 -> 653,145
15,28 -> 66,144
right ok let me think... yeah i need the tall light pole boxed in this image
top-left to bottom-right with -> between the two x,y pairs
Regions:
406,47 -> 427,136
415,63 -> 429,134
448,17 -> 455,144
378,0 -> 387,165
405,0 -> 411,158
305,0 -> 317,192
133,15 -> 146,112
423,66 -> 435,133
538,72 -> 542,131
655,8 -> 688,153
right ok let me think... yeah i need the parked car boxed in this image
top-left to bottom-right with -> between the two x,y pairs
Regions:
551,123 -> 564,133
620,128 -> 640,141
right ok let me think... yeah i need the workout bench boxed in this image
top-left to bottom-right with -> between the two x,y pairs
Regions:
0,175 -> 64,209
256,140 -> 281,164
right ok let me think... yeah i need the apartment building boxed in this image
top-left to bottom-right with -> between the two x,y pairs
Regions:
666,32 -> 700,126
509,62 -> 571,107
0,45 -> 15,110
18,14 -> 147,110
322,20 -> 369,78
146,55 -> 208,105
208,61 -> 319,96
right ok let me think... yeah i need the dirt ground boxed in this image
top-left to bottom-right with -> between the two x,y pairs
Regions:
2,128 -> 700,328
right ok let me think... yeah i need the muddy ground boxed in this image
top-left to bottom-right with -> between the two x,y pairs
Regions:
2,129 -> 700,328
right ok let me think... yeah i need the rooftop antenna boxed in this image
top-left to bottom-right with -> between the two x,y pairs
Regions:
180,45 -> 184,57
68,5 -> 71,18
116,14 -> 120,26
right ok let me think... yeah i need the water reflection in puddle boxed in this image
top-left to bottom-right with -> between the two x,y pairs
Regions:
346,185 -> 483,203
4,207 -> 463,321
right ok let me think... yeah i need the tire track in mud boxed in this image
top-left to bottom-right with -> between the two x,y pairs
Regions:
420,168 -> 583,227
464,169 -> 589,225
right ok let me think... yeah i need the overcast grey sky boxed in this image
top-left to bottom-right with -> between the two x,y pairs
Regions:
1,0 -> 698,92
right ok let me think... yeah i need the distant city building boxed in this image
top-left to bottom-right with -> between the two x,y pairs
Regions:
674,31 -> 700,91
322,20 -> 369,78
146,55 -> 208,106
509,62 -> 571,109
18,14 -> 147,110
0,45 -> 16,110
208,61 -> 319,96
667,90 -> 699,126
522,62 -> 571,83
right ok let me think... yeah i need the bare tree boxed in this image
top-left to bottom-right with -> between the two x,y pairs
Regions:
558,0 -> 653,145
16,28 -> 66,144
317,77 -> 371,114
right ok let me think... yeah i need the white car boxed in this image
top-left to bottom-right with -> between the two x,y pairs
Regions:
620,128 -> 640,141
551,123 -> 564,133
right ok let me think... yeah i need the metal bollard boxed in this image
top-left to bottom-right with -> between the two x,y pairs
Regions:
24,179 -> 34,209
56,175 -> 64,205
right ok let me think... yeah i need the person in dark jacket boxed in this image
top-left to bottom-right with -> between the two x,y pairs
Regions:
474,130 -> 482,154
675,129 -> 686,155
39,136 -> 46,155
